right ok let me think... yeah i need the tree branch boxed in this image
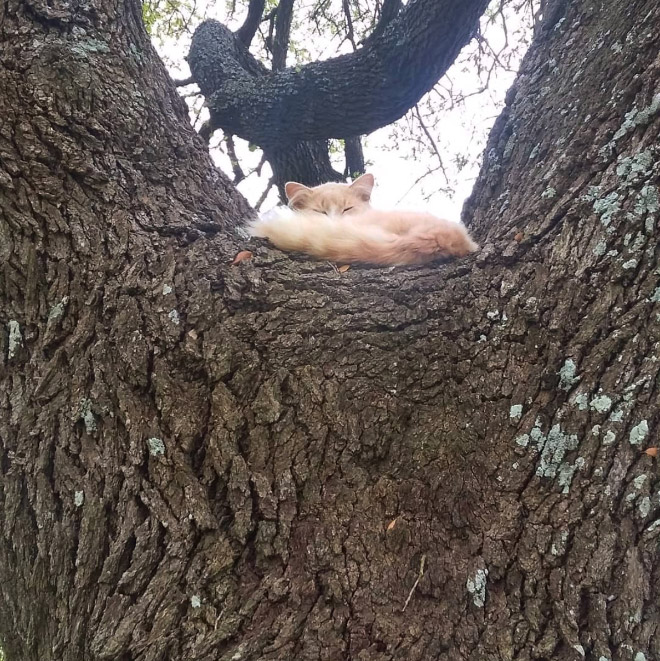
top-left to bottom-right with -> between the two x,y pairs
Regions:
341,0 -> 357,51
413,105 -> 449,185
236,0 -> 266,47
343,136 -> 365,178
188,0 -> 490,146
272,0 -> 295,70
255,176 -> 275,209
225,134 -> 246,183
362,0 -> 402,46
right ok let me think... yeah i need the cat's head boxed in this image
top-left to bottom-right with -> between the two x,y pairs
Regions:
284,173 -> 374,216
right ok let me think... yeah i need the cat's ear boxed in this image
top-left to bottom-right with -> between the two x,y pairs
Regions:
285,181 -> 312,210
285,181 -> 311,203
349,173 -> 375,201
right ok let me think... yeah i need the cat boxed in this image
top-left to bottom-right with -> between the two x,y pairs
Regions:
247,173 -> 479,266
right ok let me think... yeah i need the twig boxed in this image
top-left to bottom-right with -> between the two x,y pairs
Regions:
341,0 -> 357,51
225,135 -> 246,184
413,105 -> 448,184
255,177 -> 275,210
174,76 -> 195,87
395,165 -> 442,206
402,554 -> 426,612
254,152 -> 267,177
160,0 -> 199,38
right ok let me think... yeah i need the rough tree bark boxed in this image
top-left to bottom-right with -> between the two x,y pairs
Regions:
188,0 -> 489,193
1,1 -> 659,661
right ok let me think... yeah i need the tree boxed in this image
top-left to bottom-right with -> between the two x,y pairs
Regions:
1,1 -> 659,661
148,0 -> 531,209
186,0 -> 491,198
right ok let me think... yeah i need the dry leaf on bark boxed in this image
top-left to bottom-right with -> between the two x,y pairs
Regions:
231,250 -> 253,265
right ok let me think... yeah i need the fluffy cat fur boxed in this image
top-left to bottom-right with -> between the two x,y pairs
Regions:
247,173 -> 478,265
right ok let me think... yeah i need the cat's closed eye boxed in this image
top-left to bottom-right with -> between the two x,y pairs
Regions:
342,207 -> 354,214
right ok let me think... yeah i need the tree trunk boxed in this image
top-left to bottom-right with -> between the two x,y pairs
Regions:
1,2 -> 659,661
264,140 -> 345,200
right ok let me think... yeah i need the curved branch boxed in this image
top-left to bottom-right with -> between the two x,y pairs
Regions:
188,0 -> 489,147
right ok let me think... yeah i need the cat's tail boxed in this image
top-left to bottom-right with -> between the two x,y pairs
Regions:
247,209 -> 479,266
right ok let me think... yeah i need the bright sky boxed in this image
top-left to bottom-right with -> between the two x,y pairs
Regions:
156,0 -> 533,219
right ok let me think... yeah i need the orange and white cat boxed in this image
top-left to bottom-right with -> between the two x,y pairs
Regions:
247,173 -> 478,265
